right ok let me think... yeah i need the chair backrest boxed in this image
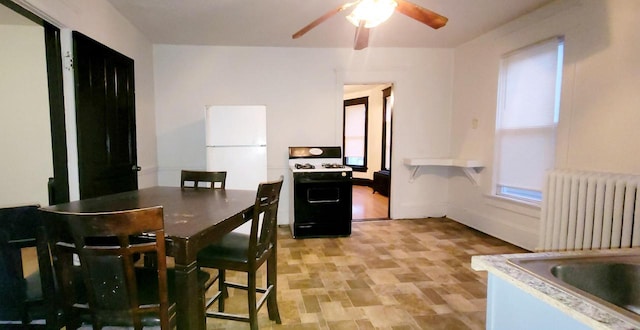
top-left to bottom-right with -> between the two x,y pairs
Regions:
0,204 -> 58,327
180,170 -> 227,190
249,176 -> 283,264
41,206 -> 172,329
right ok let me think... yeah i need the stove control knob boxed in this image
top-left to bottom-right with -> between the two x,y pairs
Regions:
341,172 -> 346,177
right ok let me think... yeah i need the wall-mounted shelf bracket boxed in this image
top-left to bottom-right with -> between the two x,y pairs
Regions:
403,158 -> 484,185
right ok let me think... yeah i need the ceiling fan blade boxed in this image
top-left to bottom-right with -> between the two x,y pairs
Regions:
292,2 -> 358,39
354,22 -> 370,50
395,0 -> 448,29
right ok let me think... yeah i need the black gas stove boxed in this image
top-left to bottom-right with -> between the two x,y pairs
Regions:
288,146 -> 352,238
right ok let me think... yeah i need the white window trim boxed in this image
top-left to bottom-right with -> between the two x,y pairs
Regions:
492,36 -> 564,204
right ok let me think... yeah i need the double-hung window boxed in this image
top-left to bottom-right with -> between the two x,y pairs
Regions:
344,97 -> 368,171
381,87 -> 392,171
494,37 -> 564,203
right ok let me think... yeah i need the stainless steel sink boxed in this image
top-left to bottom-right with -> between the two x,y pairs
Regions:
508,253 -> 640,325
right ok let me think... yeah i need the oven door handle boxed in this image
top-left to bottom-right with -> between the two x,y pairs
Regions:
296,178 -> 350,184
308,198 -> 340,204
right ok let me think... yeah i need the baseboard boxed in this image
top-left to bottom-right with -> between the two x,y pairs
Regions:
447,205 -> 538,251
353,178 -> 372,187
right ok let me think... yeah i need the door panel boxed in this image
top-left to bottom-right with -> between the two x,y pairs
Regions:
73,31 -> 138,199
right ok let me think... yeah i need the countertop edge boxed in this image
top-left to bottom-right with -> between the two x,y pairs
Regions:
471,249 -> 640,330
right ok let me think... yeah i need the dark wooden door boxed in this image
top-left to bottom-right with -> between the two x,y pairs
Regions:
73,31 -> 138,199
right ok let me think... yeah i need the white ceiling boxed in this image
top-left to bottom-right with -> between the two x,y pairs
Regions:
107,0 -> 553,48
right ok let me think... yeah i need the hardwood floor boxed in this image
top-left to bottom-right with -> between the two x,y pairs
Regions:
352,185 -> 389,220
205,218 -> 528,329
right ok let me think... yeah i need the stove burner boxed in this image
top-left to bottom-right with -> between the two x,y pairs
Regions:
322,163 -> 345,169
295,163 -> 315,169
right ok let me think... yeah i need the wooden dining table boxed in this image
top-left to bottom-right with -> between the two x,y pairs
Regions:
42,186 -> 257,330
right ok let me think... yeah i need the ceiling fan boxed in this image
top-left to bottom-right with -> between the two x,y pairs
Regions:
292,0 -> 448,50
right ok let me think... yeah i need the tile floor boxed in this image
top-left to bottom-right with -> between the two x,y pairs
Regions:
204,217 -> 527,329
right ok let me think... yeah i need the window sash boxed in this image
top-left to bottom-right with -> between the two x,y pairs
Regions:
344,104 -> 366,159
496,126 -> 556,190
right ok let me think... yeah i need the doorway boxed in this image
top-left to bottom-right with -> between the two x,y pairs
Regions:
0,0 -> 67,206
1,1 -> 139,205
343,84 -> 392,220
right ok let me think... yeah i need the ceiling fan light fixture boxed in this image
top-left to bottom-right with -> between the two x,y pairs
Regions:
346,0 -> 397,28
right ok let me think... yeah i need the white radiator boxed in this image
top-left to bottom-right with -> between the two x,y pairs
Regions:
538,169 -> 640,251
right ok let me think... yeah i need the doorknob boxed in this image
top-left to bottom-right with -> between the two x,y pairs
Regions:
132,165 -> 142,171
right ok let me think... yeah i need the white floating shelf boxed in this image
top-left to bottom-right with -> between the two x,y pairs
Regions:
403,158 -> 484,185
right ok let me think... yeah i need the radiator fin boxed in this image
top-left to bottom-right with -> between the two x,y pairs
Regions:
539,169 -> 640,251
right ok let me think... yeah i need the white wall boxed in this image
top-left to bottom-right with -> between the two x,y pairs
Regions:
13,0 -> 158,195
153,46 -> 454,224
0,23 -> 52,207
449,0 -> 640,250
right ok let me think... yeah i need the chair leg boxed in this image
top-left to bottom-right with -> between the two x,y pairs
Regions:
248,271 -> 258,330
220,269 -> 228,298
266,254 -> 281,323
218,269 -> 226,312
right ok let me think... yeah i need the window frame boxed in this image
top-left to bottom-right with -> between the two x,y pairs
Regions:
343,97 -> 368,172
493,36 -> 564,204
381,87 -> 392,171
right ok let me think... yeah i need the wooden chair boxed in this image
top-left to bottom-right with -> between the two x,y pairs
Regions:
40,206 -> 210,330
0,204 -> 61,329
179,169 -> 228,284
180,170 -> 226,190
197,176 -> 283,330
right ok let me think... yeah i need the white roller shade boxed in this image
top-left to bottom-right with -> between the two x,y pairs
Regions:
496,37 -> 564,194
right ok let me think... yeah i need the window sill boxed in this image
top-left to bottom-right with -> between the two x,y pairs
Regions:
484,194 -> 541,218
348,166 -> 367,172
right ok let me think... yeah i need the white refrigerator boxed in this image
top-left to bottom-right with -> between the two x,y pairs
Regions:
205,105 -> 267,191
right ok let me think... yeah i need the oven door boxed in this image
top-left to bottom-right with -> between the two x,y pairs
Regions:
292,174 -> 352,237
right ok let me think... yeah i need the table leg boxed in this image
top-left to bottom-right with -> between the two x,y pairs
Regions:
174,260 -> 206,330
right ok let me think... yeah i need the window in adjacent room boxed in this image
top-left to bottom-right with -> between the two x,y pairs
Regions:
494,36 -> 564,203
381,87 -> 392,171
343,97 -> 368,171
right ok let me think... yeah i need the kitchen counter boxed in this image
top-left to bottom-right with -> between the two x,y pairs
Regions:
472,248 -> 640,329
